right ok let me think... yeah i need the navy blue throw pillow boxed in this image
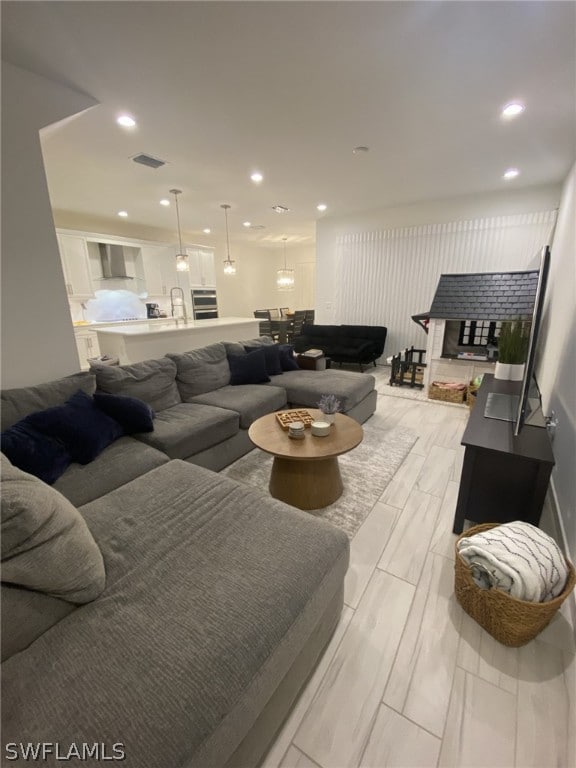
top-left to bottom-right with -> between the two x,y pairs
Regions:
94,392 -> 155,434
244,343 -> 283,376
24,390 -> 124,465
1,424 -> 72,485
277,344 -> 300,371
228,348 -> 271,385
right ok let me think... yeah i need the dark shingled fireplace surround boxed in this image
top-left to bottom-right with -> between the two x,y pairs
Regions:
422,268 -> 539,390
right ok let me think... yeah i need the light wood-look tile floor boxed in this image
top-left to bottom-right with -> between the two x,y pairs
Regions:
263,368 -> 575,768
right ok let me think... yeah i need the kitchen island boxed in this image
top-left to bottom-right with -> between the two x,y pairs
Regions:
96,316 -> 260,364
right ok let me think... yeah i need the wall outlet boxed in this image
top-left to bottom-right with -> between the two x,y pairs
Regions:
546,410 -> 558,440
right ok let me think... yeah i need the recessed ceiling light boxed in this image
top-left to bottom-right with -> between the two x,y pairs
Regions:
501,103 -> 525,119
317,203 -> 328,212
250,172 -> 263,183
503,168 -> 520,180
272,205 -> 290,214
203,228 -> 211,234
243,221 -> 251,227
117,115 -> 136,128
352,146 -> 369,154
159,199 -> 170,206
118,210 -> 128,217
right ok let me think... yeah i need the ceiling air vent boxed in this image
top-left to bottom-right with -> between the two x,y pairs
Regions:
272,204 -> 290,214
132,153 -> 166,169
249,224 -> 266,230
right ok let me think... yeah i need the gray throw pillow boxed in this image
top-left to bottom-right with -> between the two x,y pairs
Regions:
222,336 -> 275,357
166,343 -> 231,399
1,455 -> 105,604
93,357 -> 181,412
1,371 -> 96,431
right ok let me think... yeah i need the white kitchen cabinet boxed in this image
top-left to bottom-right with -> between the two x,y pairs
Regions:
58,234 -> 94,298
186,247 -> 216,288
141,246 -> 180,296
74,329 -> 100,370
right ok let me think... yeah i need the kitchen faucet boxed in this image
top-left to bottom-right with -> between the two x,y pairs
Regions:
170,286 -> 188,323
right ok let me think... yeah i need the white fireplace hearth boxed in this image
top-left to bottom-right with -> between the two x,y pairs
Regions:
422,319 -> 496,392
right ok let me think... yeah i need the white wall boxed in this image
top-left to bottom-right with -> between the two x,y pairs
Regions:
537,164 -> 576,561
316,184 -> 563,325
1,63 -> 97,387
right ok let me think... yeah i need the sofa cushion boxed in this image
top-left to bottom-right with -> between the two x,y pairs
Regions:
1,422 -> 72,484
189,384 -> 287,429
0,455 -> 105,604
1,461 -> 348,768
272,369 -> 376,411
223,336 -> 275,357
329,339 -> 375,361
1,371 -> 96,431
24,390 -> 124,464
93,357 -> 181,412
53,437 -> 169,506
1,584 -> 75,662
166,343 -> 231,399
134,403 -> 239,459
94,392 -> 155,434
244,343 -> 283,376
228,348 -> 270,385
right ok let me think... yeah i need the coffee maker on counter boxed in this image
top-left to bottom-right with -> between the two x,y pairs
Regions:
146,303 -> 161,318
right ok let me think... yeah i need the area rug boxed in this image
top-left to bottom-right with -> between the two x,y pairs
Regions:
377,382 -> 430,401
222,423 -> 417,538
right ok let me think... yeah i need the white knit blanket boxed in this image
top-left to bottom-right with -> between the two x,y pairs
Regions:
457,521 -> 568,603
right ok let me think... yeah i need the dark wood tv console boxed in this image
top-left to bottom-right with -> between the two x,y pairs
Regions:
453,374 -> 554,534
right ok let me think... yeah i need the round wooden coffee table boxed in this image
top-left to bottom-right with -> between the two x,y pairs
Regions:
248,409 -> 364,511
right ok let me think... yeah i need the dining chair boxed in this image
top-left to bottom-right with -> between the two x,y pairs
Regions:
254,309 -> 273,338
304,309 -> 315,325
267,308 -> 281,319
288,310 -> 307,341
280,307 -> 290,318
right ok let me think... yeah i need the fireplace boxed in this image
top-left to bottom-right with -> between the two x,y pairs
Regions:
421,269 -> 539,392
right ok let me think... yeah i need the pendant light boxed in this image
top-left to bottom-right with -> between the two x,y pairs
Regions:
277,237 -> 294,290
169,188 -> 189,272
221,204 -> 236,275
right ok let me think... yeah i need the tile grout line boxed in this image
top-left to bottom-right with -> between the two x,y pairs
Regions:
379,699 -> 446,743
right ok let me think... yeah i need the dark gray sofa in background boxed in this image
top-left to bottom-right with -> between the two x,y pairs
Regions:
0,334 -> 371,766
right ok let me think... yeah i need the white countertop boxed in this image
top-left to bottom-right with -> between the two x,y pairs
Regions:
95,316 -> 257,337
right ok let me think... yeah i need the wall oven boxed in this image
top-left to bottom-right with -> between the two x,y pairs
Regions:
191,289 -> 218,320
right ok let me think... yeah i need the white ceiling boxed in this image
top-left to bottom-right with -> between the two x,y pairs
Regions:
2,1 -> 575,247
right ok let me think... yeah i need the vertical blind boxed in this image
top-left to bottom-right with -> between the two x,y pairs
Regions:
334,210 -> 557,357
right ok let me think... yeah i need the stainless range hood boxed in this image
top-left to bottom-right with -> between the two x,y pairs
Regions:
97,243 -> 134,280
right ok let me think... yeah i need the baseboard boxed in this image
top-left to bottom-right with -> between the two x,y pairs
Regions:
549,478 -> 576,639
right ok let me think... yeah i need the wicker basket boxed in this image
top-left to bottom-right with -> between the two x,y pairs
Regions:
454,523 -> 576,647
428,382 -> 466,404
466,383 -> 480,411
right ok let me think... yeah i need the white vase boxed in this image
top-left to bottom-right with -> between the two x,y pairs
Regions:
321,412 -> 336,424
494,362 -> 511,380
508,363 -> 525,382
495,362 -> 525,381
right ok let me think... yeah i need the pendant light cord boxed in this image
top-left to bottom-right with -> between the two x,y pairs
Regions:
224,207 -> 231,260
170,188 -> 184,254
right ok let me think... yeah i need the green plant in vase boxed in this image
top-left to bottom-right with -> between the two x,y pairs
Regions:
495,320 -> 530,380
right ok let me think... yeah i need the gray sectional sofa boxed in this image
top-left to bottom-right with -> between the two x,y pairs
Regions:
1,336 -> 376,767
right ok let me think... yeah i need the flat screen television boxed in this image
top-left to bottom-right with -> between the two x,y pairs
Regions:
484,245 -> 551,435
